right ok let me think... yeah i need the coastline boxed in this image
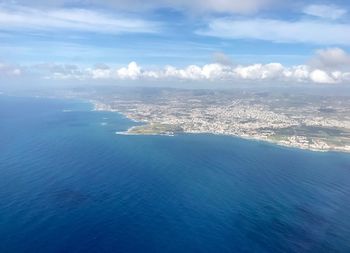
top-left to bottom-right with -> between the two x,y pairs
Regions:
92,100 -> 350,154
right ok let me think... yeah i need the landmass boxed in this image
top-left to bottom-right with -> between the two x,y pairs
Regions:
85,87 -> 350,153
29,86 -> 350,153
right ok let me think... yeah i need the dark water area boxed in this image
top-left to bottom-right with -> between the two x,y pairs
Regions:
1,95 -> 350,253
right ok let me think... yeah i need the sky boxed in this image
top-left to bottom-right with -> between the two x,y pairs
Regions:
0,0 -> 350,86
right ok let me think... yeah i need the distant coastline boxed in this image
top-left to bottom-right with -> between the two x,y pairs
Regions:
92,100 -> 350,154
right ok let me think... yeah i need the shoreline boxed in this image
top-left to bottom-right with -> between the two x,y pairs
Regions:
118,125 -> 350,154
92,100 -> 350,154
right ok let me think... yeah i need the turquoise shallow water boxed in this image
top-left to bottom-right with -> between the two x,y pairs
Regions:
1,95 -> 350,253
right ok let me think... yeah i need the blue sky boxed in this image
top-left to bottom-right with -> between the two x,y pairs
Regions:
0,0 -> 350,85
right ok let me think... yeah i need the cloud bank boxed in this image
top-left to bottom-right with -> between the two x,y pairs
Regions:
84,62 -> 349,84
3,48 -> 350,85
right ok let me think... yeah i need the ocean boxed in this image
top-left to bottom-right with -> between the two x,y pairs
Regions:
1,95 -> 350,253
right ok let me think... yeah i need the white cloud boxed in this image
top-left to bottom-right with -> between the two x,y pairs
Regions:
287,65 -> 310,81
4,0 -> 276,14
198,18 -> 350,45
164,0 -> 274,14
90,68 -> 112,79
303,4 -> 347,20
309,69 -> 336,84
3,48 -> 350,85
234,63 -> 284,80
309,48 -> 350,70
117,61 -> 142,80
34,61 -> 349,84
0,63 -> 22,76
0,5 -> 159,34
34,63 -> 87,80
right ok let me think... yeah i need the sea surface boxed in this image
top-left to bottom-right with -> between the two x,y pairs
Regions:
1,95 -> 350,253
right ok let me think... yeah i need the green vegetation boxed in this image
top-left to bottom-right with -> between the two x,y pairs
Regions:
128,123 -> 183,135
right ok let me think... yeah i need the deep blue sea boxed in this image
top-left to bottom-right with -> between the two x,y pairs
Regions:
1,95 -> 350,253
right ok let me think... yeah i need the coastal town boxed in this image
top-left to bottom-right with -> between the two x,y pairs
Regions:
90,88 -> 350,152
